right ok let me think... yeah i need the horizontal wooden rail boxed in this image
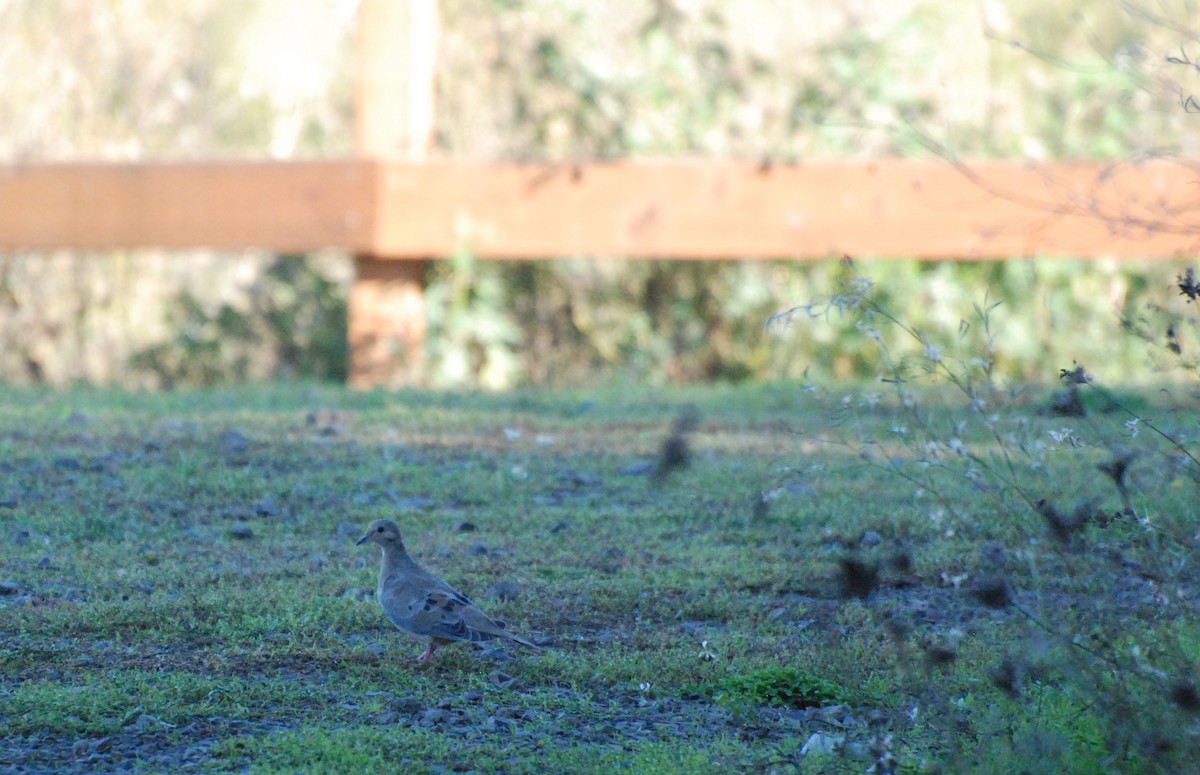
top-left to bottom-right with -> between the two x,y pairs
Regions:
3,158 -> 1198,259
0,160 -> 377,253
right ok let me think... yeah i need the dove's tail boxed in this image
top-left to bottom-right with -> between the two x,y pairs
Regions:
521,636 -> 544,650
497,626 -> 542,650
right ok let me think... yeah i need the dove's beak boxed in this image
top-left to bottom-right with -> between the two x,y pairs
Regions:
356,533 -> 371,546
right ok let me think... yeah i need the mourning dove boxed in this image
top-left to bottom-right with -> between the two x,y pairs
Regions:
356,519 -> 540,663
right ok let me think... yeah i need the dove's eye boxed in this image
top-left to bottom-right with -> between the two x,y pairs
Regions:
377,526 -> 385,532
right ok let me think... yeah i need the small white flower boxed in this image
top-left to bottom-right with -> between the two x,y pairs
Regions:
923,344 -> 943,363
855,319 -> 883,343
1124,418 -> 1140,437
941,572 -> 969,589
1048,428 -> 1083,447
765,307 -> 806,331
850,276 -> 873,291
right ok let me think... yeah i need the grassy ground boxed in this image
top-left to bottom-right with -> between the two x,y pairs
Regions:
1,382 -> 1197,774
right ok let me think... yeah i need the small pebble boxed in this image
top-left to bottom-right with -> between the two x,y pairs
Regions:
53,457 -> 81,471
488,670 -> 526,691
220,430 -> 249,454
419,708 -> 447,727
486,580 -> 522,602
859,530 -> 883,548
392,696 -> 424,716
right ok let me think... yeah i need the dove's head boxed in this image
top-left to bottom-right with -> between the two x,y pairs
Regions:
356,519 -> 404,548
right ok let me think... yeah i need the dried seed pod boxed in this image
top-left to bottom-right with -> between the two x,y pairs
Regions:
837,556 -> 879,600
970,575 -> 1013,609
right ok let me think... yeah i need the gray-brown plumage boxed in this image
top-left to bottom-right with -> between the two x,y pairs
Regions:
356,519 -> 540,663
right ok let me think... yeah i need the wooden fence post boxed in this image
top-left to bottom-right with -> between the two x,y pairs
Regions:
348,0 -> 438,388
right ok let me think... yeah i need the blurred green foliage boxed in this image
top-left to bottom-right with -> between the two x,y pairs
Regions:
0,0 -> 1197,387
427,0 -> 1200,388
128,255 -> 348,387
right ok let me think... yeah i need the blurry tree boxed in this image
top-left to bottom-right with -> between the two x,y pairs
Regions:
429,0 -> 1199,387
128,254 -> 348,387
0,0 -> 1196,387
0,0 -> 355,386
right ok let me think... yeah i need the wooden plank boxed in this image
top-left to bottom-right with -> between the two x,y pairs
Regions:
2,158 -> 1198,258
347,256 -> 427,388
372,158 -> 1200,259
354,0 -> 438,160
0,160 -> 375,252
349,0 -> 438,388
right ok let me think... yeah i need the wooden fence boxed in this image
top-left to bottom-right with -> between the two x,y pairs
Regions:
1,0 -> 1198,386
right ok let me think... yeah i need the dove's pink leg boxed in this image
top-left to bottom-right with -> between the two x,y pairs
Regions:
415,642 -> 437,663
